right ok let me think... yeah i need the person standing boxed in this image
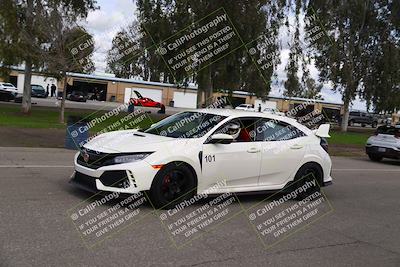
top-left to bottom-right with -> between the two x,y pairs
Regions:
46,84 -> 50,97
258,104 -> 262,112
51,84 -> 56,98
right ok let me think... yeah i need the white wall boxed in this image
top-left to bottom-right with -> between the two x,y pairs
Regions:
124,88 -> 163,104
16,73 -> 57,94
173,91 -> 197,108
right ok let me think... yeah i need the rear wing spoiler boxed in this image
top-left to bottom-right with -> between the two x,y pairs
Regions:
313,124 -> 331,138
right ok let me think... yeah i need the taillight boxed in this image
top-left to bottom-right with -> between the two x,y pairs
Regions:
320,138 -> 329,153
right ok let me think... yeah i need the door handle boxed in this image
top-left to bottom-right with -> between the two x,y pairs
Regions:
290,144 -> 303,149
247,147 -> 261,153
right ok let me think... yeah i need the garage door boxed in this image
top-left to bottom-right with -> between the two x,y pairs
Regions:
124,88 -> 163,104
173,91 -> 197,108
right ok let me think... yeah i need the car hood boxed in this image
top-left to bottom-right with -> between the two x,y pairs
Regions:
83,129 -> 181,153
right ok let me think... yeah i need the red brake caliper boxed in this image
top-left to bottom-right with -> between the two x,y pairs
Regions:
162,175 -> 170,192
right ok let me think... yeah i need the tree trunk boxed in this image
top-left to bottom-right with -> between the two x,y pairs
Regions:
196,66 -> 213,108
60,74 -> 67,123
196,73 -> 205,108
21,59 -> 32,114
341,99 -> 350,132
21,0 -> 34,114
204,66 -> 213,106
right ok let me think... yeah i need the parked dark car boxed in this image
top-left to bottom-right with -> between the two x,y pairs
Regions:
67,91 -> 88,102
31,84 -> 48,98
0,89 -> 16,102
347,111 -> 378,128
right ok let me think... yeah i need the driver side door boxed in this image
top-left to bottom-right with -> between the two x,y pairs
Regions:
201,117 -> 262,191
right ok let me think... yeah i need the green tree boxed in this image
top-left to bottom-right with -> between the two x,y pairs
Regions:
284,0 -> 303,98
304,0 -> 399,131
109,0 -> 285,107
0,0 -> 97,114
107,28 -> 143,79
45,23 -> 95,123
301,77 -> 323,99
361,1 -> 400,114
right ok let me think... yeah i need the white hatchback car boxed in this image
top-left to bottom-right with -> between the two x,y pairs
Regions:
71,109 -> 333,208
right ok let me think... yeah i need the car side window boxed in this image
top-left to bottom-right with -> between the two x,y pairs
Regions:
211,117 -> 259,143
255,119 -> 306,141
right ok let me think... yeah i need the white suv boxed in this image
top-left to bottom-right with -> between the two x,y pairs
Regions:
0,82 -> 18,101
366,125 -> 400,161
0,82 -> 18,93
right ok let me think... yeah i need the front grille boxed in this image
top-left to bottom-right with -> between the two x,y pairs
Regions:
71,171 -> 130,192
77,149 -> 115,169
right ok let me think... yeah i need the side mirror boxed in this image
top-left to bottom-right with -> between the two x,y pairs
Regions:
209,133 -> 234,144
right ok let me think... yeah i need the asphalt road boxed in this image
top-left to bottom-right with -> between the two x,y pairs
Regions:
0,147 -> 399,266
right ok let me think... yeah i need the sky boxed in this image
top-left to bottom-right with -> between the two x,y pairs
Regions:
82,0 -> 367,110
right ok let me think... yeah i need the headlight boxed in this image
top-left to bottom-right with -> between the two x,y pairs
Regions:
113,153 -> 153,164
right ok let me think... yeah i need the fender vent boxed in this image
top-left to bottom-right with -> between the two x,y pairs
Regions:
126,170 -> 137,188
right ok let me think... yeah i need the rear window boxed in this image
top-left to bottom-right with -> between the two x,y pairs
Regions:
31,85 -> 45,91
2,83 -> 15,87
376,126 -> 400,136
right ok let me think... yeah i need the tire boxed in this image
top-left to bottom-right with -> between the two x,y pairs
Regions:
291,163 -> 323,200
361,124 -> 366,127
0,93 -> 11,102
371,122 -> 377,128
348,120 -> 354,126
149,163 -> 197,209
368,154 -> 383,162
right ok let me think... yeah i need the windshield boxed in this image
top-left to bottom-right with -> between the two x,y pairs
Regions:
31,85 -> 45,92
376,126 -> 400,136
142,111 -> 226,138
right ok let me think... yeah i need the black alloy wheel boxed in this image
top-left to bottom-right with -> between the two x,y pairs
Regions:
292,163 -> 323,200
149,163 -> 196,209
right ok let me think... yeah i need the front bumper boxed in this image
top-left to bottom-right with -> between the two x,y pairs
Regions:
71,152 -> 158,194
366,146 -> 400,159
69,171 -> 98,193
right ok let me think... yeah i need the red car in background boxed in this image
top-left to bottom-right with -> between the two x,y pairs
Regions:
130,90 -> 163,108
